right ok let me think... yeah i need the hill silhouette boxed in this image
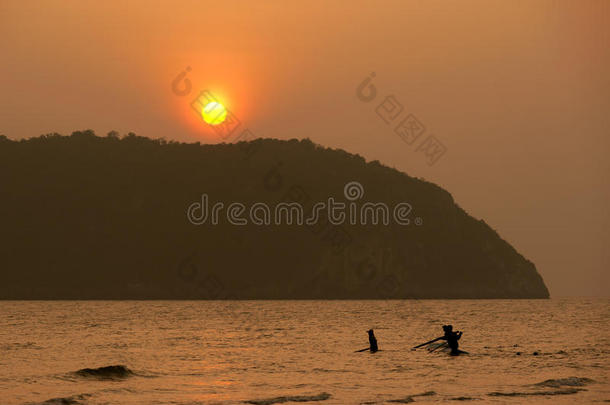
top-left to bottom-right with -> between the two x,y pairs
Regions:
0,131 -> 549,299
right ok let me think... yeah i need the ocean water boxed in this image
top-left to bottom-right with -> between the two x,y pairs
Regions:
0,299 -> 608,404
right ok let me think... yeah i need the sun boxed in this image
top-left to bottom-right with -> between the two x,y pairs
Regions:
202,101 -> 227,125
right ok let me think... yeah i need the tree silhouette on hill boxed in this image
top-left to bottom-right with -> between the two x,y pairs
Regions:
0,130 -> 549,299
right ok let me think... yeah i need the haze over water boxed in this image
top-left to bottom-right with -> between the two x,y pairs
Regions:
1,299 -> 608,404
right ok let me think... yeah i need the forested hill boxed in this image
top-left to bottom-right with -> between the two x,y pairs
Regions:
0,131 -> 549,299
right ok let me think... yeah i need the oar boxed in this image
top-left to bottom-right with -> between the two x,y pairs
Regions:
428,342 -> 448,353
354,347 -> 370,352
412,336 -> 443,349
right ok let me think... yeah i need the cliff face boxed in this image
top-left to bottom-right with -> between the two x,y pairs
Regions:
0,131 -> 549,299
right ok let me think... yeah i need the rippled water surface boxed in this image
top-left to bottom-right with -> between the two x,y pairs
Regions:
0,299 -> 608,404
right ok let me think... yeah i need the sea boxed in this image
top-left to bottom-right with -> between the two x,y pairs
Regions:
0,299 -> 608,404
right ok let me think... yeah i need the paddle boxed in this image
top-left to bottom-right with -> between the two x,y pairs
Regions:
428,342 -> 449,353
412,336 -> 443,349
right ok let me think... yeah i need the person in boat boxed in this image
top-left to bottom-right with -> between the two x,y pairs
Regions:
368,329 -> 379,353
441,324 -> 463,356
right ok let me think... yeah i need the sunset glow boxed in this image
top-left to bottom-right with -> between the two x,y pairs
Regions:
1,1 -> 608,403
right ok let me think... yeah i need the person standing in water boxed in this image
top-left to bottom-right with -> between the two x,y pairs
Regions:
368,329 -> 379,353
355,329 -> 379,352
442,325 -> 463,356
412,324 -> 467,355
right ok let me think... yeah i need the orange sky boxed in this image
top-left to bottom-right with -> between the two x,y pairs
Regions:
1,0 -> 608,296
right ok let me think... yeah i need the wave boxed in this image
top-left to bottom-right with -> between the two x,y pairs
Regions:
1,342 -> 41,351
311,368 -> 351,373
488,375 -> 595,397
534,377 -> 595,388
488,388 -> 584,397
245,392 -> 331,404
388,391 -> 436,403
387,398 -> 414,404
73,365 -> 133,380
29,393 -> 91,405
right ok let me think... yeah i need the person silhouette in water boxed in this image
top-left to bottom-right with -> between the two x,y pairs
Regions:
368,329 -> 379,353
442,324 -> 463,356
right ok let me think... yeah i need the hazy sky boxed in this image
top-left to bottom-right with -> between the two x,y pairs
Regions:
1,0 -> 608,296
